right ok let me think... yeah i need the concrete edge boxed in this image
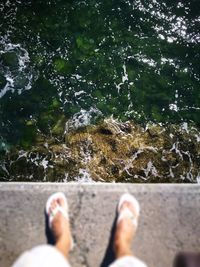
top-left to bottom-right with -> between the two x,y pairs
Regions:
0,182 -> 199,193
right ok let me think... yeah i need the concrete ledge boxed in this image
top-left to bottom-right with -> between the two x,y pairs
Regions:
0,183 -> 200,267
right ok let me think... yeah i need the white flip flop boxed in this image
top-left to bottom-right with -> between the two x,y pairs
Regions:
117,193 -> 140,227
46,192 -> 69,227
46,192 -> 74,251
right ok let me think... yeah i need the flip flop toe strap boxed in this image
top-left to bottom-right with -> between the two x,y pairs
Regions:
49,206 -> 69,226
117,207 -> 138,227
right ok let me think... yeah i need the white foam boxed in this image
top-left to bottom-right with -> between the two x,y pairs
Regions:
65,107 -> 102,133
197,173 -> 200,184
0,36 -> 34,98
40,158 -> 49,169
75,168 -> 95,183
169,103 -> 179,112
143,161 -> 158,177
158,34 -> 165,40
181,122 -> 188,133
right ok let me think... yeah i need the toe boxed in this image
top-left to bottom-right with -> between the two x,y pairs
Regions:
120,201 -> 137,216
57,197 -> 65,208
53,199 -> 58,208
50,199 -> 57,212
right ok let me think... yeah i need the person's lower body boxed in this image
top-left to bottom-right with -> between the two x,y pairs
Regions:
12,192 -> 148,267
12,246 -> 146,267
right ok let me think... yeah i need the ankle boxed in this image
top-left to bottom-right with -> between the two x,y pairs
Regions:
56,238 -> 71,258
115,246 -> 133,259
114,239 -> 132,259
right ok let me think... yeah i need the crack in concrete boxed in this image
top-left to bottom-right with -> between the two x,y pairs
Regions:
71,186 -> 90,267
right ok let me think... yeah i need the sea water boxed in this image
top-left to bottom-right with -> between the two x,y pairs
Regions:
0,0 -> 199,182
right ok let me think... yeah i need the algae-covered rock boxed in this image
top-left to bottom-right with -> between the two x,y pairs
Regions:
1,52 -> 18,68
76,35 -> 95,53
54,58 -> 74,75
20,124 -> 37,149
1,118 -> 200,183
52,115 -> 65,136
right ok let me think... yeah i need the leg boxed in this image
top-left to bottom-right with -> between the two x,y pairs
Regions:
48,197 -> 73,259
113,200 -> 138,258
12,193 -> 72,267
109,194 -> 147,267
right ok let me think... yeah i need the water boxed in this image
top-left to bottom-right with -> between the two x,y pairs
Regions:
0,0 -> 200,182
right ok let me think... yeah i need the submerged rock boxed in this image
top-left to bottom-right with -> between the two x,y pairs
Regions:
1,52 -> 18,68
0,119 -> 200,183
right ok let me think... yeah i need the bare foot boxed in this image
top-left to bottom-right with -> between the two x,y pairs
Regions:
49,197 -> 73,258
114,197 -> 139,258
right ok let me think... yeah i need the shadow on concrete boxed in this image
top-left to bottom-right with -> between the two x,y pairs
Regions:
100,212 -> 118,267
173,252 -> 200,267
44,210 -> 55,245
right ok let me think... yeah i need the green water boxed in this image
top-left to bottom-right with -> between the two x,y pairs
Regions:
0,0 -> 200,181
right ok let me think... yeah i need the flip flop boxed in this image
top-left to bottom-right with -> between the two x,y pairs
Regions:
117,193 -> 140,227
46,192 -> 74,251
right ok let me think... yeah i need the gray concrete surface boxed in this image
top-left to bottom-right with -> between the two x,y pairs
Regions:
0,183 -> 200,267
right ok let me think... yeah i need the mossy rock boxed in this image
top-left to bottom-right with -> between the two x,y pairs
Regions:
151,106 -> 164,122
54,58 -> 74,75
76,35 -> 95,53
92,89 -> 103,98
1,52 -> 18,67
26,120 -> 35,126
52,115 -> 65,136
15,75 -> 29,89
67,105 -> 80,115
1,119 -> 200,182
20,125 -> 37,149
50,98 -> 61,109
38,112 -> 54,132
